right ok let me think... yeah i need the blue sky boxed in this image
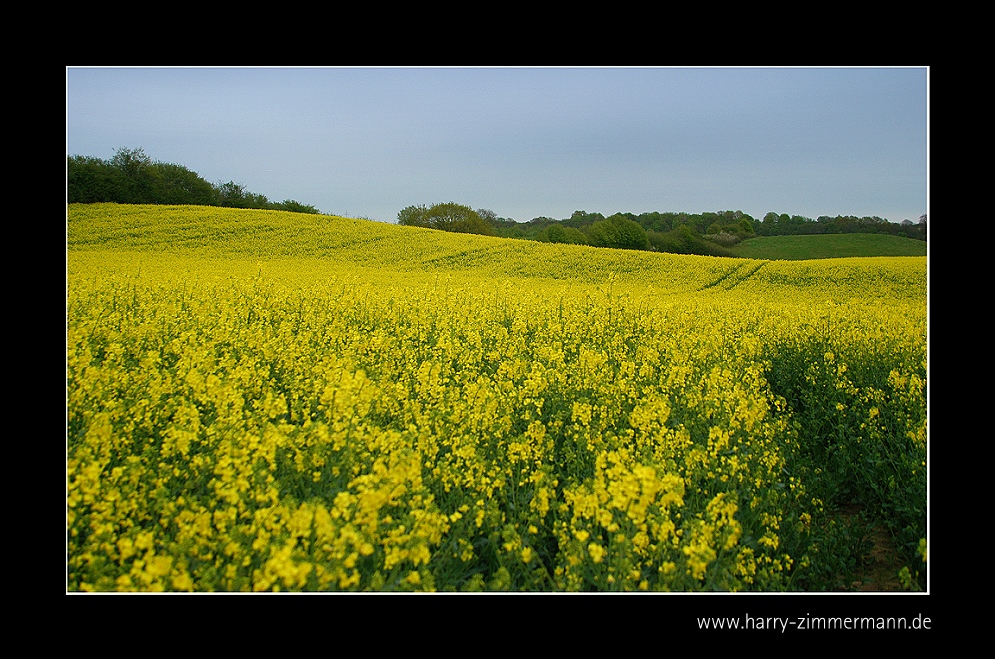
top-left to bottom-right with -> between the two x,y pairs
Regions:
66,67 -> 928,224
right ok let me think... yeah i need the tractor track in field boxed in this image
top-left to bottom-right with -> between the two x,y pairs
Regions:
699,261 -> 767,291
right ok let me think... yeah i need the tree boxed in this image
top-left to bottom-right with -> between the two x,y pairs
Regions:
476,208 -> 498,225
110,147 -> 152,177
152,162 -> 217,205
427,202 -> 494,235
109,147 -> 155,203
540,224 -> 587,245
566,210 -> 604,228
398,202 -> 494,236
274,200 -> 321,214
215,181 -> 249,207
586,214 -> 649,250
68,155 -> 124,203
545,224 -> 567,244
637,211 -> 669,233
398,204 -> 429,227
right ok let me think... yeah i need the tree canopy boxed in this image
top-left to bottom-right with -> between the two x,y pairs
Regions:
397,202 -> 494,236
587,214 -> 649,250
68,147 -> 321,214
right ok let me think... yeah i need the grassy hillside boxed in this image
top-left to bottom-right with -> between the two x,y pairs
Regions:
730,233 -> 927,260
67,204 -> 927,592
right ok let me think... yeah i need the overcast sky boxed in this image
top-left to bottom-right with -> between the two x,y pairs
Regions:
66,66 -> 928,224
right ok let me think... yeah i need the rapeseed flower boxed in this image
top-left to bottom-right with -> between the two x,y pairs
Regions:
67,205 -> 925,592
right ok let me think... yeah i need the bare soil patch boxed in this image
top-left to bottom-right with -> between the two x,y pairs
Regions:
841,504 -> 903,592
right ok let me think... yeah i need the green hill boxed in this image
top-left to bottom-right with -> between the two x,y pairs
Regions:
729,233 -> 927,260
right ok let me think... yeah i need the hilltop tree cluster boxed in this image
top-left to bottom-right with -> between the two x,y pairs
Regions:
68,147 -> 321,214
397,203 -> 495,236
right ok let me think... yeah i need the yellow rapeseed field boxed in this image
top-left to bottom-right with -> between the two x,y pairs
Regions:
67,204 -> 927,592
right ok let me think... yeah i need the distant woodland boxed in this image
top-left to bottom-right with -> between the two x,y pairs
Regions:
68,147 -> 926,258
483,208 -> 926,257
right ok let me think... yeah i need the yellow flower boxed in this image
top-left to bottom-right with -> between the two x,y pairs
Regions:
172,571 -> 194,591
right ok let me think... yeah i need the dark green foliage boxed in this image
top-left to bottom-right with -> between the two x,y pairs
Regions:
68,155 -> 127,204
475,208 -> 498,225
647,225 -> 735,257
428,203 -> 494,235
565,210 -> 604,228
215,180 -> 271,209
489,205 -> 927,258
539,224 -> 588,245
586,214 -> 649,250
543,224 -> 566,244
397,202 -> 495,236
702,211 -> 756,242
273,199 -> 322,214
646,227 -> 687,254
67,147 -> 322,214
107,147 -> 155,203
764,338 -> 928,590
483,212 -> 527,239
483,209 -> 757,256
397,204 -> 429,227
760,211 -> 925,241
151,162 -> 218,206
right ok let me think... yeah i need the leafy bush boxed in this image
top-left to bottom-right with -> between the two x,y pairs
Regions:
705,231 -> 742,247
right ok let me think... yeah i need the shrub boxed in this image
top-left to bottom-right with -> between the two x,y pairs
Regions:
705,231 -> 742,247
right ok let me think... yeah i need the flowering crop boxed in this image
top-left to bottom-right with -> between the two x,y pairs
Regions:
67,204 -> 927,591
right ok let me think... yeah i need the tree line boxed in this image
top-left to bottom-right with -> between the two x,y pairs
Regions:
67,147 -> 322,214
499,209 -> 762,256
401,204 -> 926,258
398,205 -> 761,256
756,212 -> 926,240
68,148 -> 926,256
